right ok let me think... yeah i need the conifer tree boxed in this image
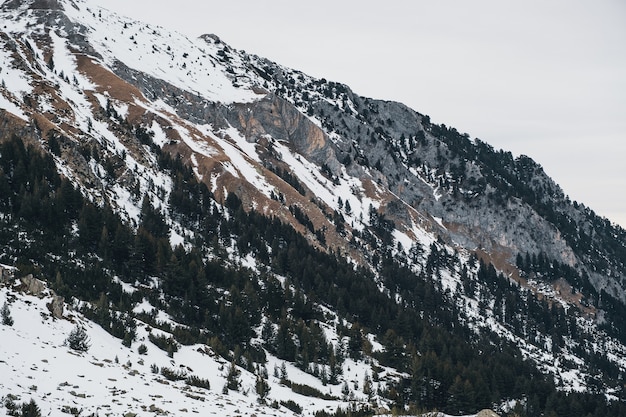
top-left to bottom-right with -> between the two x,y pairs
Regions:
21,399 -> 41,417
65,324 -> 90,352
255,374 -> 270,403
226,361 -> 241,391
1,301 -> 13,326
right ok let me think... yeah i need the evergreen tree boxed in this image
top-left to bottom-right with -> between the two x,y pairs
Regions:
65,324 -> 90,352
226,361 -> 241,391
1,301 -> 13,326
21,398 -> 42,417
255,374 -> 270,403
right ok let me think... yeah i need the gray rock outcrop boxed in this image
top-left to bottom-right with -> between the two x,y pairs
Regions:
20,274 -> 46,296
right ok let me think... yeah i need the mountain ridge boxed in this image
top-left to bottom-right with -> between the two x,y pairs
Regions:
1,0 -> 626,416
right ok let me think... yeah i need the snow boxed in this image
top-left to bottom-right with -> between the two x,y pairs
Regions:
0,94 -> 27,120
433,216 -> 446,229
112,276 -> 136,294
199,125 -> 275,199
62,0 -> 264,105
0,39 -> 33,97
271,139 -> 380,228
150,118 -> 169,147
0,0 -> 624,410
0,279 -> 394,417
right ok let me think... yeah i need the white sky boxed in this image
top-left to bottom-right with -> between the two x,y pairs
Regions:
101,0 -> 626,228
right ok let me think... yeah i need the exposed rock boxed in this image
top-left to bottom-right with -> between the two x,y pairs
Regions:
228,94 -> 336,166
477,410 -> 500,417
20,274 -> 46,296
47,293 -> 65,319
0,265 -> 13,284
1,0 -> 66,11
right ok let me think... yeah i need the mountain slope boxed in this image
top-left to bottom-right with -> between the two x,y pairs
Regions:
1,0 -> 626,416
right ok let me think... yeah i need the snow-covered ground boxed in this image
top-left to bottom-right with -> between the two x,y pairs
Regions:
0,278 -> 404,417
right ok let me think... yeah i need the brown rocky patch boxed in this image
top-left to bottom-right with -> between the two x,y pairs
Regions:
75,54 -> 145,105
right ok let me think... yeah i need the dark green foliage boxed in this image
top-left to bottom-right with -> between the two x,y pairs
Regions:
19,399 -> 41,417
314,406 -> 373,417
148,333 -> 178,355
65,325 -> 90,352
1,134 -> 625,416
186,375 -> 211,390
289,381 -> 337,400
280,399 -> 302,414
269,166 -> 306,196
47,134 -> 61,156
1,301 -> 13,326
289,204 -> 314,233
226,361 -> 241,391
160,366 -> 187,381
255,375 -> 270,401
4,397 -> 44,417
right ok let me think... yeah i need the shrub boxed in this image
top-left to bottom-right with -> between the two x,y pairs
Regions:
186,375 -> 211,390
138,343 -> 148,355
148,332 -> 178,356
290,381 -> 337,400
280,400 -> 302,414
160,366 -> 187,381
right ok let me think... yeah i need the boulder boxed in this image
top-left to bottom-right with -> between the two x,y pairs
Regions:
477,410 -> 500,417
20,274 -> 46,295
0,264 -> 15,284
48,293 -> 64,319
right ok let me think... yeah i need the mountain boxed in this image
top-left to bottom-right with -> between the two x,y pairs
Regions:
1,0 -> 626,416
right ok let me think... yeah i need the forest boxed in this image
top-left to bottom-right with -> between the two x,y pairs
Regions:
0,135 -> 625,416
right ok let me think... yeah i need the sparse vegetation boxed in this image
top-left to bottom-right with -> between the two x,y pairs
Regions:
186,375 -> 211,390
160,366 -> 187,381
280,399 -> 302,414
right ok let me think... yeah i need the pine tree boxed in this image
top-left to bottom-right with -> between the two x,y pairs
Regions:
65,324 -> 90,352
363,372 -> 373,399
21,399 -> 41,417
1,301 -> 14,326
226,361 -> 241,391
255,375 -> 270,403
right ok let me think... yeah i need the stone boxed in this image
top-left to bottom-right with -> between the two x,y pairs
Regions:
48,293 -> 64,319
477,410 -> 500,417
20,274 -> 46,296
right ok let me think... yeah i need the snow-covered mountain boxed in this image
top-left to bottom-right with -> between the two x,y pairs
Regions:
1,0 -> 626,416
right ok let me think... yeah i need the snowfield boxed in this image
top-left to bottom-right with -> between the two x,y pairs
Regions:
0,279 -> 419,417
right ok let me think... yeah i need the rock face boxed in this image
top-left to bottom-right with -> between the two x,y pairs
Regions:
20,274 -> 46,296
0,265 -> 12,284
229,94 -> 336,165
17,273 -> 64,318
2,0 -> 64,11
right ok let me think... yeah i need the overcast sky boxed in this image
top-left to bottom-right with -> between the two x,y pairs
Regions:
102,0 -> 626,228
